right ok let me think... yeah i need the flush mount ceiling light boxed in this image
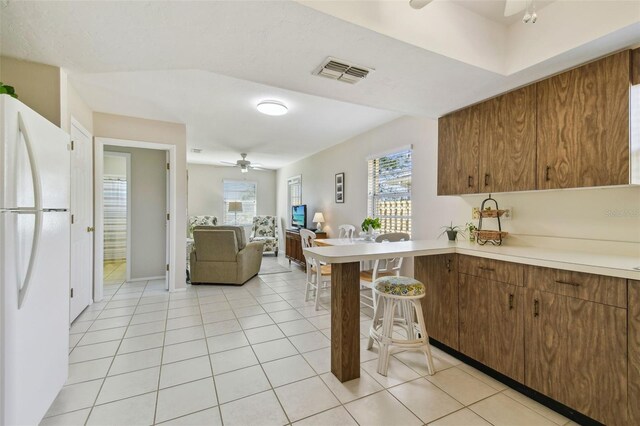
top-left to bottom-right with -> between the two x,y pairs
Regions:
257,100 -> 288,116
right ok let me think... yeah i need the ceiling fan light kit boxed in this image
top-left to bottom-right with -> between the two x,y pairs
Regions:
257,100 -> 288,116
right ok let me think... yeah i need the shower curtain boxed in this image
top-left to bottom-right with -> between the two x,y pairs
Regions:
104,176 -> 127,262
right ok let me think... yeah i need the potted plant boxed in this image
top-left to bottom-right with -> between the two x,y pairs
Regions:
0,82 -> 18,99
439,222 -> 464,241
466,222 -> 477,242
361,217 -> 381,241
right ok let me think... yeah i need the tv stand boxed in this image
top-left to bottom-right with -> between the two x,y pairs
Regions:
285,228 -> 327,267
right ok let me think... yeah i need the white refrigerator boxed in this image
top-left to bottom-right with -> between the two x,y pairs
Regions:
0,96 -> 71,425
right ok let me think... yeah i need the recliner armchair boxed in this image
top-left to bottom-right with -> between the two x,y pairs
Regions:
249,215 -> 279,256
190,226 -> 264,285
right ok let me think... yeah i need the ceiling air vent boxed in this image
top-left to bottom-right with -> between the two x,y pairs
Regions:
314,57 -> 373,85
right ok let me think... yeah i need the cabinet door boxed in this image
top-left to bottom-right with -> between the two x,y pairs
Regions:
486,282 -> 524,381
629,280 -> 640,424
459,275 -> 523,380
537,51 -> 630,189
416,254 -> 458,350
438,106 -> 479,195
525,289 -> 627,425
479,86 -> 536,193
458,274 -> 490,363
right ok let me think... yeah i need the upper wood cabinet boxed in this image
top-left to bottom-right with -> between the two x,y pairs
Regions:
479,85 -> 537,193
537,50 -> 630,189
438,50 -> 633,194
437,106 -> 479,195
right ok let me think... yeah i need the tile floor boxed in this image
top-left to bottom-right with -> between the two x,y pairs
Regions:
43,256 -> 575,426
104,260 -> 126,284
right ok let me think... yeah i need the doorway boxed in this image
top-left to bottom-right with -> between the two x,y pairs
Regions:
102,152 -> 130,284
94,138 -> 177,301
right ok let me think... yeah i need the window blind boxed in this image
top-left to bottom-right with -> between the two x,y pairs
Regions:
223,180 -> 257,225
367,149 -> 412,234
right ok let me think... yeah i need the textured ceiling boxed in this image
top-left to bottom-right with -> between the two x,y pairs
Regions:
1,0 -> 638,168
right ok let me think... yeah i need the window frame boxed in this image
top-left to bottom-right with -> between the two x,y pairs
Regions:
366,147 -> 412,235
222,179 -> 258,226
287,175 -> 302,227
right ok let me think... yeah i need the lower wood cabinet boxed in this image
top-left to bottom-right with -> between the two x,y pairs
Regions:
285,229 -> 327,266
416,254 -> 459,349
459,273 -> 524,382
524,288 -> 627,425
422,256 -> 632,425
628,280 -> 640,424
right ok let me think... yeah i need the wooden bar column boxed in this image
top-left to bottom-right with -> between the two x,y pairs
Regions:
331,262 -> 361,382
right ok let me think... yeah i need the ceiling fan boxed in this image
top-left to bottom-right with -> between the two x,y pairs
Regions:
409,0 -> 538,23
220,153 -> 265,173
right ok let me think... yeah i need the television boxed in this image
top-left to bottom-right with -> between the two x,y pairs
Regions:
291,204 -> 307,228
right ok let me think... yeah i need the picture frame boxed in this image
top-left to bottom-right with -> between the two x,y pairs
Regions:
335,172 -> 344,203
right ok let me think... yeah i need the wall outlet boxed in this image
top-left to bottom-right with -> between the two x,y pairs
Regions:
472,207 -> 513,220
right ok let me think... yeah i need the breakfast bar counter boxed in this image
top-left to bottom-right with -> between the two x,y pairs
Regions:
303,239 -> 640,382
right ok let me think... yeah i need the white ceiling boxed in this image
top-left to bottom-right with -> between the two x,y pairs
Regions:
450,0 -> 553,24
1,0 -> 638,168
70,70 -> 400,168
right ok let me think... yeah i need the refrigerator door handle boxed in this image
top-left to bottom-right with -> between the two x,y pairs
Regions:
16,112 -> 44,309
17,211 -> 42,309
18,111 -> 43,211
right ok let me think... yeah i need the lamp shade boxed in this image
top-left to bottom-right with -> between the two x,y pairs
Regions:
312,212 -> 325,223
228,201 -> 243,213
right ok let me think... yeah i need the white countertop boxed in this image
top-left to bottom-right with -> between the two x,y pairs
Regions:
303,239 -> 640,280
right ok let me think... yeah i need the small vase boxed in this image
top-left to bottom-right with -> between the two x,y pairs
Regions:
446,230 -> 458,241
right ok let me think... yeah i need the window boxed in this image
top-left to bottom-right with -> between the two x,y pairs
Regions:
287,175 -> 302,225
223,180 -> 257,225
367,148 -> 412,234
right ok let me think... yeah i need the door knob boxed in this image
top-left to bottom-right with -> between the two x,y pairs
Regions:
87,226 -> 95,233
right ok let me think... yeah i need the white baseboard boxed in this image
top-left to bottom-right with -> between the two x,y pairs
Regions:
128,275 -> 166,282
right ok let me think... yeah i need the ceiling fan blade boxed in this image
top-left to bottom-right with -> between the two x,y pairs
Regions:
409,0 -> 433,9
220,161 -> 238,166
251,166 -> 268,171
504,0 -> 528,16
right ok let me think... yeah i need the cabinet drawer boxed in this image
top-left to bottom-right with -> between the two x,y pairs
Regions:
525,266 -> 626,308
458,255 -> 524,286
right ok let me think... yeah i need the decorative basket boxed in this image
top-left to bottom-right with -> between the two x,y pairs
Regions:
474,230 -> 508,240
479,209 -> 506,218
476,195 -> 507,246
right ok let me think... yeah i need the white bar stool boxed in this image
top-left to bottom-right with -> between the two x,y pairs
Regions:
367,276 -> 435,376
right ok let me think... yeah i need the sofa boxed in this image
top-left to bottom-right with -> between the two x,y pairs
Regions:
249,215 -> 278,256
190,226 -> 264,285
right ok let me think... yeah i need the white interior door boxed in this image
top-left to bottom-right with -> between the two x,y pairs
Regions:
165,152 -> 170,290
69,120 -> 94,322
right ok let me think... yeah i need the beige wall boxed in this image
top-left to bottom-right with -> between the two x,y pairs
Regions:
276,116 -> 640,252
0,56 -> 62,126
66,79 -> 93,133
105,147 -> 167,280
94,112 -> 188,289
187,163 -> 277,219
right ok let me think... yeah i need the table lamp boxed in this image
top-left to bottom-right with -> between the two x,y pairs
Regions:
228,201 -> 243,225
312,212 -> 325,231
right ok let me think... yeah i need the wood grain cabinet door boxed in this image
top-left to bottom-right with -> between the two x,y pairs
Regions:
485,282 -> 524,382
459,273 -> 490,363
524,289 -> 628,425
416,254 -> 459,350
479,86 -> 536,193
438,106 -> 480,195
629,280 -> 640,425
459,274 -> 524,381
536,51 -> 630,189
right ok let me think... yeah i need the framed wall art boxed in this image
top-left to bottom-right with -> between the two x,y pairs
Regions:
335,172 -> 344,203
